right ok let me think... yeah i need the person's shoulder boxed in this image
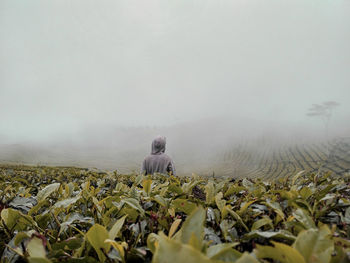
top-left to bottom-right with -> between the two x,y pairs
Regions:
144,155 -> 152,161
161,153 -> 173,160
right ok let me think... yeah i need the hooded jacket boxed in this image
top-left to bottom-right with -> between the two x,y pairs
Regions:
141,136 -> 175,175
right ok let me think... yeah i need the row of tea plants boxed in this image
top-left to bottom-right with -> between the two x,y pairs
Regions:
1,165 -> 350,262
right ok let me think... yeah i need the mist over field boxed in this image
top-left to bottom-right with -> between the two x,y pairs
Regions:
1,0 -> 349,175
0,117 -> 349,176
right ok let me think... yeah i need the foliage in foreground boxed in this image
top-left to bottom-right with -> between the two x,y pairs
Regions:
1,165 -> 350,262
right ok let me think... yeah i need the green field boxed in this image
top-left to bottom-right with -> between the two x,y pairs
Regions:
1,164 -> 350,262
217,138 -> 350,180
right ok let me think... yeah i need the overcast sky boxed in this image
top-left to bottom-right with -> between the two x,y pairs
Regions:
1,0 -> 349,143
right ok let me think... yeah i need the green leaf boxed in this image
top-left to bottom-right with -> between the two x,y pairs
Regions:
143,179 -> 152,195
331,237 -> 350,263
168,184 -> 183,195
206,243 -> 241,261
1,208 -> 36,231
37,183 -> 60,202
342,207 -> 350,224
292,208 -> 315,229
28,258 -> 52,263
104,239 -> 126,263
235,253 -> 260,263
299,187 -> 313,200
168,218 -> 182,238
177,206 -> 205,250
86,224 -> 111,262
53,195 -> 81,209
59,213 -> 94,235
152,233 -> 215,263
109,215 -> 127,240
1,208 -> 21,230
242,178 -> 254,189
238,200 -> 256,216
224,206 -> 249,232
205,181 -> 215,204
51,237 -> 83,250
14,230 -> 36,246
224,185 -> 245,197
291,171 -> 305,185
182,180 -> 200,194
256,241 -> 306,263
215,192 -> 226,212
264,200 -> 285,220
314,184 -> 336,201
147,233 -> 159,254
251,217 -> 273,231
292,225 -> 334,263
27,237 -> 48,262
153,195 -> 169,208
122,198 -> 145,216
245,230 -> 296,241
171,199 -> 197,215
134,174 -> 144,185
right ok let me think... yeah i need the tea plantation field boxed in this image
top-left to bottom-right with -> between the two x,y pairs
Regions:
1,165 -> 350,262
218,138 -> 350,179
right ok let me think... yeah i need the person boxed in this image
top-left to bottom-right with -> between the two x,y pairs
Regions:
141,136 -> 176,176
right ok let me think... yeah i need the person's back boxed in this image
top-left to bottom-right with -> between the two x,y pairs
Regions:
141,136 -> 175,176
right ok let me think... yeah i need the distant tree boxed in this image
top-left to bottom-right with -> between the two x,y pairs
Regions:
306,101 -> 340,152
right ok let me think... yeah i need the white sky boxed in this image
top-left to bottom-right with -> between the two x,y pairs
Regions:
1,0 -> 349,142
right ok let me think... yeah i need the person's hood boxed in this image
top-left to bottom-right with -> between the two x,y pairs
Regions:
151,136 -> 166,154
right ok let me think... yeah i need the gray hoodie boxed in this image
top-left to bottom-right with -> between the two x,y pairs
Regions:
141,136 -> 175,175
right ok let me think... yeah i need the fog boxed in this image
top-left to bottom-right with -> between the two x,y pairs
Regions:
1,0 -> 349,175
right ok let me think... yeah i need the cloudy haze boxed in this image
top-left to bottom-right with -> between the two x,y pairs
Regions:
0,0 -> 349,173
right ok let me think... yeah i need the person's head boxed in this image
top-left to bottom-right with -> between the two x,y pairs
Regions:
151,136 -> 166,154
